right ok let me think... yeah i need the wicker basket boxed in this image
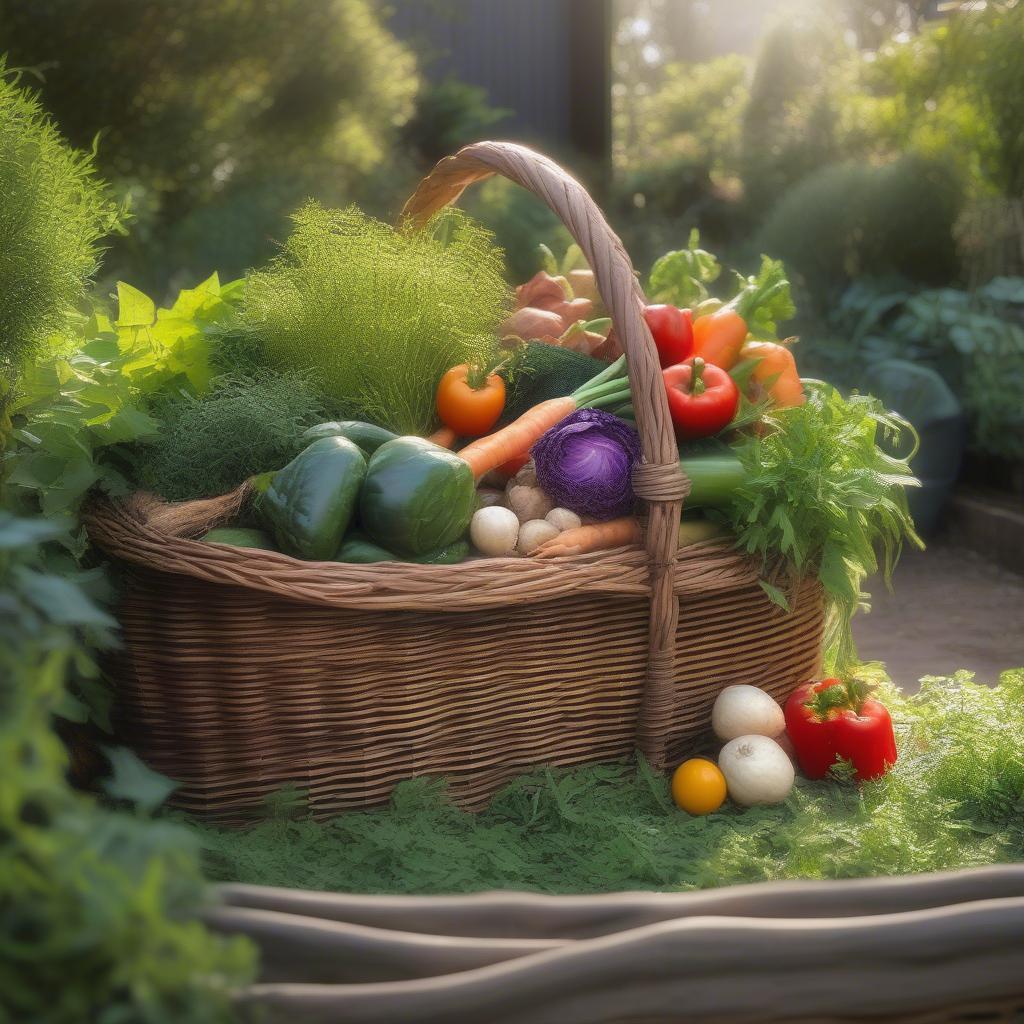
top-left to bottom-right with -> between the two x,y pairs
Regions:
85,142 -> 825,821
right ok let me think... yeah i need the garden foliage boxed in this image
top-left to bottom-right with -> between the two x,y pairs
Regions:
0,0 -> 420,288
2,275 -> 242,520
755,154 -> 964,303
0,60 -> 120,380
0,513 -> 254,1023
803,276 -> 1024,463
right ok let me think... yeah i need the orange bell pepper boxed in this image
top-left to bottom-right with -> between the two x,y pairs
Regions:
692,308 -> 748,371
741,341 -> 804,407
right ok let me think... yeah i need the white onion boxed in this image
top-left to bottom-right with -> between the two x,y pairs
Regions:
712,684 -> 786,741
718,734 -> 795,806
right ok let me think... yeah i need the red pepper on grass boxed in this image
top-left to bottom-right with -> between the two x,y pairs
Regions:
663,356 -> 739,439
784,678 -> 897,781
643,304 -> 694,369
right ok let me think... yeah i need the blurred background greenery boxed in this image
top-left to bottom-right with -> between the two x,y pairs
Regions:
1,0 -> 1021,477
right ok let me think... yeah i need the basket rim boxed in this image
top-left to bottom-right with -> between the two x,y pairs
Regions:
84,488 -> 762,613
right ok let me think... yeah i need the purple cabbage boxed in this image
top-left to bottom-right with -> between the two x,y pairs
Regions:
531,409 -> 642,520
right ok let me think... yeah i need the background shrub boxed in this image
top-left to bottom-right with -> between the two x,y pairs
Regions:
755,154 -> 964,308
0,61 -> 119,380
0,0 -> 419,293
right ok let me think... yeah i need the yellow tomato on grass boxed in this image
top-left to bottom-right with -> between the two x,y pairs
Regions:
671,757 -> 727,815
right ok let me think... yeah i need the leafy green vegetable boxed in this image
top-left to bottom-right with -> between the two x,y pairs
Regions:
647,228 -> 722,308
242,202 -> 511,435
0,513 -> 254,1022
192,668 -> 1024,895
723,381 -> 923,675
0,59 -> 121,380
730,254 -> 797,339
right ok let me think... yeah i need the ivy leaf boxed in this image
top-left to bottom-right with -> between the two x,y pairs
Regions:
102,746 -> 178,812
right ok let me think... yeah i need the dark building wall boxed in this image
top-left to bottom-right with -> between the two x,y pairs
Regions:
388,0 -> 611,165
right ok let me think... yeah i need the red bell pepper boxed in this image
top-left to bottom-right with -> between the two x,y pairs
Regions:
784,678 -> 897,781
643,304 -> 693,369
663,356 -> 739,440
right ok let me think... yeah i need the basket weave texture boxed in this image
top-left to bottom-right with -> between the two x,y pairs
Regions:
85,142 -> 825,820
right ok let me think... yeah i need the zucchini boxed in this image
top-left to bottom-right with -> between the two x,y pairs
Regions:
334,530 -> 399,564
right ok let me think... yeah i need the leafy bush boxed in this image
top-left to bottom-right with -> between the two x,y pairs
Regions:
460,177 -> 574,284
739,18 -> 851,213
403,77 -> 510,166
755,155 -> 964,304
194,669 -> 1024,894
0,61 -> 120,379
2,275 -> 242,519
242,202 -> 511,434
817,276 -> 1024,463
0,512 -> 254,1022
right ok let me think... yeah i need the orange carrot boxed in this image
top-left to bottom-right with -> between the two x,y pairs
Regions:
457,354 -> 633,480
742,341 -> 805,408
532,516 -> 641,558
457,396 -> 578,479
534,516 -> 727,558
426,425 -> 459,448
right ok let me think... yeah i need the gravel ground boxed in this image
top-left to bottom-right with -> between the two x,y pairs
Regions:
852,540 -> 1024,690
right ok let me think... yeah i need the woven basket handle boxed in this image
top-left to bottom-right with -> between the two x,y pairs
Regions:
402,141 -> 686,769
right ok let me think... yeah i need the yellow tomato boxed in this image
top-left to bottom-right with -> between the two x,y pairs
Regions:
671,757 -> 727,815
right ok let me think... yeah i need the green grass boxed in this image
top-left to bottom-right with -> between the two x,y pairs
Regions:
191,668 -> 1024,895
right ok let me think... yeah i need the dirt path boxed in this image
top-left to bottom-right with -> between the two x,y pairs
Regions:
852,541 -> 1024,690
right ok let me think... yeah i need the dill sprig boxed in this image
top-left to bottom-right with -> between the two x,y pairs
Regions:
241,202 -> 512,435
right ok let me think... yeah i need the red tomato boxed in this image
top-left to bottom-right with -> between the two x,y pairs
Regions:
643,304 -> 694,369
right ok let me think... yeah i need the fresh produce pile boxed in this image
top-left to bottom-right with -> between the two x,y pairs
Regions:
179,227 -> 920,679
671,677 -> 898,817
